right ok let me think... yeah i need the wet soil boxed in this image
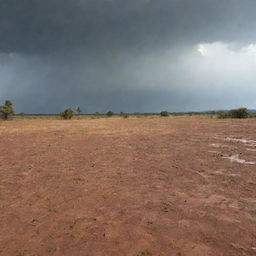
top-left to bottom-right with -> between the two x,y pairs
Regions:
0,117 -> 255,256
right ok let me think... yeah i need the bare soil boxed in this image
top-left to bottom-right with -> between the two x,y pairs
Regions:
0,117 -> 255,256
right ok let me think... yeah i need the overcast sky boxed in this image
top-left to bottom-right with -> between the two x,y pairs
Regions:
0,0 -> 256,113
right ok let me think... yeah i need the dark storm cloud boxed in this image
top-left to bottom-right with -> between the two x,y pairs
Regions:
1,0 -> 256,113
1,0 -> 256,54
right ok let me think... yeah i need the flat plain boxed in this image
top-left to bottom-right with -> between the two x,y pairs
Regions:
0,117 -> 255,256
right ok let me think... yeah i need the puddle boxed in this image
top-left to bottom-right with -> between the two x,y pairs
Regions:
211,143 -> 221,148
210,143 -> 230,148
208,150 -> 219,153
223,154 -> 256,165
225,137 -> 256,147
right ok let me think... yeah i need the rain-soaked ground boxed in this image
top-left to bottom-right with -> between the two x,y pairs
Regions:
0,117 -> 255,256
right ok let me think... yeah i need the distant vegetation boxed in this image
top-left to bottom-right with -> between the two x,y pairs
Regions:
216,110 -> 229,119
60,108 -> 74,120
106,111 -> 114,117
217,108 -> 250,119
1,99 -> 255,120
229,108 -> 249,119
120,112 -> 129,118
0,100 -> 15,120
76,107 -> 82,115
160,111 -> 169,117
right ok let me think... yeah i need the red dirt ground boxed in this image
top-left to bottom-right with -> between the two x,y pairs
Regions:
0,117 -> 255,256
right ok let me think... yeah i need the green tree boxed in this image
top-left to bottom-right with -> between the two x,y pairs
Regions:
160,111 -> 169,117
77,107 -> 82,115
106,111 -> 114,117
0,100 -> 15,120
60,108 -> 74,120
228,108 -> 249,119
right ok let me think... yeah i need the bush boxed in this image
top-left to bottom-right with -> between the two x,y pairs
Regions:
0,100 -> 15,120
228,108 -> 249,119
216,110 -> 229,119
120,112 -> 129,118
106,111 -> 114,117
60,108 -> 74,120
160,111 -> 169,117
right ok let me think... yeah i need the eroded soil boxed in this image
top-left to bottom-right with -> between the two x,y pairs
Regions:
0,117 -> 255,256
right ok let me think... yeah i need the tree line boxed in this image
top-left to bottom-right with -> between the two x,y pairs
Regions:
0,100 -> 254,120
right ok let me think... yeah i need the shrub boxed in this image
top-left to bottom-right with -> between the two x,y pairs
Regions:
216,110 -> 229,119
106,111 -> 114,117
228,108 -> 249,119
0,100 -> 15,120
120,112 -> 129,118
160,111 -> 169,117
60,108 -> 74,120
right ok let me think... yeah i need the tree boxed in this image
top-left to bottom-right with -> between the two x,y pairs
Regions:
106,111 -> 114,117
0,100 -> 15,120
228,108 -> 249,119
77,107 -> 82,115
160,111 -> 169,117
60,108 -> 74,120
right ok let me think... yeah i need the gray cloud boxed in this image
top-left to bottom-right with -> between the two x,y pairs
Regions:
0,0 -> 256,113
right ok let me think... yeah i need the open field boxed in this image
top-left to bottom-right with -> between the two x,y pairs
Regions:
0,117 -> 256,256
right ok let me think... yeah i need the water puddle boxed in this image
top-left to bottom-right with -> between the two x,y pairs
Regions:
210,143 -> 230,148
225,137 -> 256,147
223,154 -> 256,165
208,150 -> 219,153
